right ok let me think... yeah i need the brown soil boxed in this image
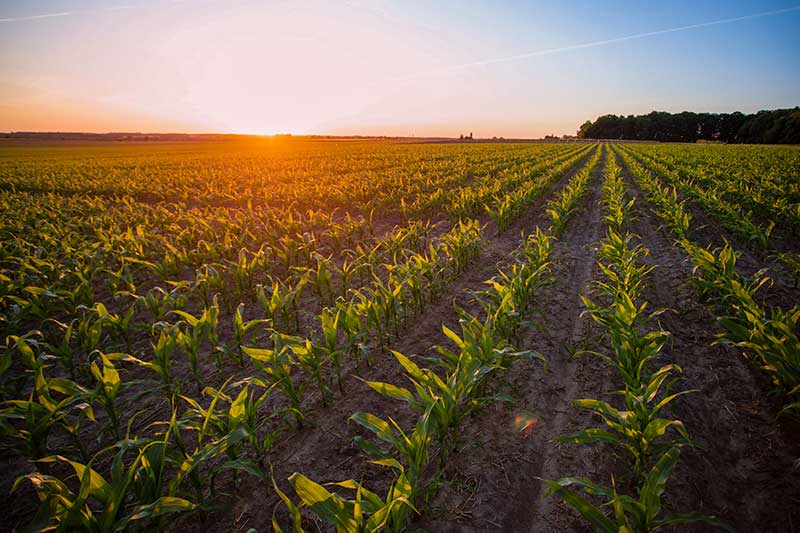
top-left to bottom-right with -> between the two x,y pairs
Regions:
414,146 -> 613,533
5,145 -> 800,533
118,146 -> 595,533
617,151 -> 800,532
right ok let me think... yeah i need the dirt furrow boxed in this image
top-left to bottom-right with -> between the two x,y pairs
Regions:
618,150 -> 800,531
179,146 -> 602,532
405,148 -> 610,532
618,147 -> 800,311
521,149 -> 613,533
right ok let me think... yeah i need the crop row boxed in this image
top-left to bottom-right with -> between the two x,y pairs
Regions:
546,151 -> 721,531
623,143 -> 800,231
616,146 -> 800,415
274,143 -> 603,531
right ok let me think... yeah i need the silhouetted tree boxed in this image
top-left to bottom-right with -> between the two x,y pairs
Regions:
576,107 -> 800,144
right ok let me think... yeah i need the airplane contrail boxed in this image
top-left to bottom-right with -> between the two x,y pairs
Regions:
394,4 -> 800,82
0,12 -> 73,23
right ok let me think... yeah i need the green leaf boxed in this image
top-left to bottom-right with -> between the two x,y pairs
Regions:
544,479 -> 617,532
364,380 -> 416,405
127,496 -> 196,523
350,412 -> 398,447
220,458 -> 265,481
559,428 -> 620,446
272,475 -> 304,533
653,512 -> 732,531
640,447 -> 680,522
289,473 -> 354,529
60,456 -> 112,505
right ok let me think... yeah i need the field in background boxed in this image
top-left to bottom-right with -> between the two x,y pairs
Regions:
1,138 -> 799,532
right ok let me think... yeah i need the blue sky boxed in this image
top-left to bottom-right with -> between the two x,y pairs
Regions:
1,0 -> 798,136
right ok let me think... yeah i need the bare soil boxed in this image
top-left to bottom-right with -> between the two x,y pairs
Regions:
617,151 -> 800,532
171,146 -> 604,532
4,145 -> 799,533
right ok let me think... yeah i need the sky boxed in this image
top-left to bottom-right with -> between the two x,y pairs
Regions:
1,0 -> 799,137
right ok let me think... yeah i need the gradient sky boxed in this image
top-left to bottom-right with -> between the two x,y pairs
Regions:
1,0 -> 799,137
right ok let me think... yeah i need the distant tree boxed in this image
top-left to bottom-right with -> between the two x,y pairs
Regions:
577,120 -> 593,138
576,107 -> 800,144
459,134 -> 464,139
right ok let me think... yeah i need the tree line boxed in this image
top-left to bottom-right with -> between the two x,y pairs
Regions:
577,107 -> 800,144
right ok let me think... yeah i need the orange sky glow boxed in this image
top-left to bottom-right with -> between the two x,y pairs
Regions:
1,1 -> 798,137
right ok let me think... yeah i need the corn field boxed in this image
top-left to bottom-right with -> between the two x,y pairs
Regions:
1,138 -> 799,532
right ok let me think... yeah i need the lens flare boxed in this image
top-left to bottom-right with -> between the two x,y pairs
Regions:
513,411 -> 540,438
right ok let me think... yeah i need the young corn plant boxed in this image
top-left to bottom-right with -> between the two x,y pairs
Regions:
221,303 -> 269,366
545,447 -> 723,532
194,264 -> 225,308
349,404 -> 436,512
173,296 -> 220,389
138,283 -> 190,322
581,292 -> 667,392
121,325 -> 180,394
75,307 -> 105,366
44,319 -> 78,380
0,362 -> 95,463
256,278 -> 307,333
89,352 -> 125,442
475,253 -> 551,343
436,311 -> 534,371
288,338 -> 332,406
486,194 -> 518,234
242,333 -> 306,428
561,363 -> 693,480
594,229 -> 654,305
230,247 -> 264,301
362,349 -> 503,468
94,302 -> 136,352
318,306 -> 345,390
294,253 -> 336,307
441,219 -> 482,273
337,299 -> 371,368
333,257 -> 364,299
285,464 -> 417,533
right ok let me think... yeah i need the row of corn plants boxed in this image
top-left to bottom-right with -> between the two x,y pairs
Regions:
275,143 -> 605,531
622,143 -> 800,234
619,144 -> 775,251
0,217 -> 485,532
441,143 -> 592,222
622,143 -> 800,286
545,151 -> 721,531
616,145 -> 800,415
485,143 -> 599,233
